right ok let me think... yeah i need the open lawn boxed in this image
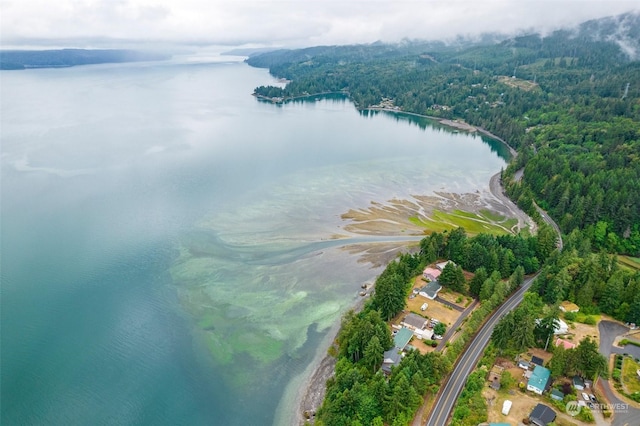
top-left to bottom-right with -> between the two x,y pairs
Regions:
437,287 -> 473,308
406,277 -> 465,328
484,387 -> 541,426
409,336 -> 437,354
557,319 -> 599,347
485,386 -> 580,426
498,75 -> 540,91
622,357 -> 640,395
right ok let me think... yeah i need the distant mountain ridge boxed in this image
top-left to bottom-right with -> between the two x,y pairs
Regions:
576,11 -> 640,59
0,49 -> 171,70
247,11 -> 640,67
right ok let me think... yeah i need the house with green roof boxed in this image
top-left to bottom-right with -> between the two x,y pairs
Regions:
550,388 -> 564,401
393,327 -> 413,351
382,327 -> 414,374
527,365 -> 551,395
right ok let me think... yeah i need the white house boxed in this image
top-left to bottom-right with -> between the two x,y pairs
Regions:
436,260 -> 455,271
418,281 -> 442,300
535,318 -> 569,335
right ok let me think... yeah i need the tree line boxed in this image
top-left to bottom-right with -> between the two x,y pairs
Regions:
314,227 -> 546,425
247,15 -> 640,255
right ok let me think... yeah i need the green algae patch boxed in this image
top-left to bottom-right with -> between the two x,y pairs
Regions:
410,209 -> 517,236
169,236 -> 356,391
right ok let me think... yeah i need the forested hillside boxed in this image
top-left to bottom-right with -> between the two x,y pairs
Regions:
247,12 -> 640,255
0,49 -> 170,70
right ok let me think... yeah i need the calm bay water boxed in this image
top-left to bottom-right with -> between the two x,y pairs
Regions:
1,58 -> 508,425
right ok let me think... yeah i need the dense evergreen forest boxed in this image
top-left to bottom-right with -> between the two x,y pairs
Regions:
313,229 -> 546,426
0,49 -> 170,70
248,12 -> 640,256
247,12 -> 640,426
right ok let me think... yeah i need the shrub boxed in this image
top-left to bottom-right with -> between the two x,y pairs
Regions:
327,345 -> 338,357
577,407 -> 594,422
612,369 -> 621,381
564,312 -> 577,321
582,316 -> 597,325
620,339 -> 640,348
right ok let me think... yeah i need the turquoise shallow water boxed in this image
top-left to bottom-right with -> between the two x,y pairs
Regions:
0,58 -> 507,425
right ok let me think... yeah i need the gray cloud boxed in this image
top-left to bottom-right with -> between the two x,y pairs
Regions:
1,0 -> 639,49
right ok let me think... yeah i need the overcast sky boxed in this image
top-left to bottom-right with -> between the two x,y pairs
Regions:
1,0 -> 638,50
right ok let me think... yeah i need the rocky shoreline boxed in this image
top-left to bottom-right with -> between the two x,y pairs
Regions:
293,296 -> 369,425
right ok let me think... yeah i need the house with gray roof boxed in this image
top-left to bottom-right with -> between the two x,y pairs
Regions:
418,281 -> 442,300
401,313 -> 428,330
382,349 -> 401,374
529,403 -> 556,426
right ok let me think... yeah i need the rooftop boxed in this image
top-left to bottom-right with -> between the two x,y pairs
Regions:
394,327 -> 413,350
382,349 -> 401,374
559,301 -> 580,312
555,338 -> 576,350
527,365 -> 551,391
402,313 -> 428,330
419,281 -> 442,299
531,355 -> 544,366
529,403 -> 556,426
436,260 -> 455,271
422,267 -> 441,280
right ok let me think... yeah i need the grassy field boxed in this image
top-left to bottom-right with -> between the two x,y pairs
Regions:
619,255 -> 640,272
498,75 -> 539,91
622,357 -> 640,394
409,209 -> 518,236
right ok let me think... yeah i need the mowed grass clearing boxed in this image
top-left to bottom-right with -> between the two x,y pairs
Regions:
619,255 -> 640,272
622,357 -> 640,394
410,208 -> 518,235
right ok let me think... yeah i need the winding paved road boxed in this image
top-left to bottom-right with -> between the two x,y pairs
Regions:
424,275 -> 539,425
423,173 -> 563,426
598,321 -> 640,426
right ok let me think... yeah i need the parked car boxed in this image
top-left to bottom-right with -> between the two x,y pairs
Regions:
582,392 -> 589,401
433,334 -> 443,340
420,303 -> 428,311
589,394 -> 597,402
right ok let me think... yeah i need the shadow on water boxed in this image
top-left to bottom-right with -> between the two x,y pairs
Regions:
360,109 -> 513,161
255,94 -> 512,161
255,92 -> 349,107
